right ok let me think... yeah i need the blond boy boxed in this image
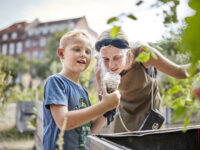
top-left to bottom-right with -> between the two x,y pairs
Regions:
43,30 -> 120,150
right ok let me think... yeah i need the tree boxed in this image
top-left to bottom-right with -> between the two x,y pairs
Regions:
0,54 -> 11,104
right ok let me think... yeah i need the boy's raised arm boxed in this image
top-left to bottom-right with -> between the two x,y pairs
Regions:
50,88 -> 120,130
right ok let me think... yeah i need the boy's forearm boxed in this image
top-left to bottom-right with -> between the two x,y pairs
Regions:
63,102 -> 108,130
91,116 -> 106,134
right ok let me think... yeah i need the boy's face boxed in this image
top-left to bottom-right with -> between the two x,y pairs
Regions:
58,35 -> 92,73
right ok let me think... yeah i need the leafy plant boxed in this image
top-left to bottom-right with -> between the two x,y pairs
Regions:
179,0 -> 200,75
0,127 -> 34,141
161,73 -> 200,131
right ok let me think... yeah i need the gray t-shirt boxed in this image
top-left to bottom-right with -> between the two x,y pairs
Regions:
43,74 -> 91,150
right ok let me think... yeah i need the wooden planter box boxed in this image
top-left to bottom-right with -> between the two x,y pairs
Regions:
87,125 -> 200,150
16,100 -> 35,133
35,101 -> 43,150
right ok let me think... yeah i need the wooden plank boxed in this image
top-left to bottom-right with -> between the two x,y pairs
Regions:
87,135 -> 131,150
35,101 -> 43,150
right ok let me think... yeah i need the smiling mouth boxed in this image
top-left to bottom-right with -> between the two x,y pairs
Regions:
111,68 -> 118,72
77,60 -> 86,64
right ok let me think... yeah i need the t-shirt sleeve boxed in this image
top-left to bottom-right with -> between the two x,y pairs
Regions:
44,76 -> 69,109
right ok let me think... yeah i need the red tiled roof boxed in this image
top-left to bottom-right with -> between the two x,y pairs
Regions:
0,22 -> 27,34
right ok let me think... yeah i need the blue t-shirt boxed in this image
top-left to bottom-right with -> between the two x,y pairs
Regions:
43,74 -> 91,150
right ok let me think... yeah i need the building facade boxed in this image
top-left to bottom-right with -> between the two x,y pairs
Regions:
0,22 -> 27,58
0,16 -> 97,59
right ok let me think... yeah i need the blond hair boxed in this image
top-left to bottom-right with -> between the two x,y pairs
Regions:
59,30 -> 91,49
97,28 -> 129,41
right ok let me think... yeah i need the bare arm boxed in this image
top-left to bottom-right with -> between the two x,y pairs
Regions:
91,116 -> 106,134
142,47 -> 192,79
50,88 -> 120,130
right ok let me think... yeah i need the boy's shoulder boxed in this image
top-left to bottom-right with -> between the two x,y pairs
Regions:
47,74 -> 61,80
45,74 -> 62,83
46,74 -> 77,87
45,74 -> 67,86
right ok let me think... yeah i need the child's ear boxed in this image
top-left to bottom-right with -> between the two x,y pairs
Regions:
57,48 -> 64,59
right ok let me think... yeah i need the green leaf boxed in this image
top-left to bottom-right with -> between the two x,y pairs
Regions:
171,106 -> 186,123
150,51 -> 158,60
185,100 -> 194,105
140,46 -> 149,52
136,0 -> 143,6
171,99 -> 183,108
107,17 -> 118,24
135,52 -> 150,62
183,115 -> 190,133
110,26 -> 121,38
180,0 -> 200,66
167,85 -> 181,94
189,61 -> 197,76
127,14 -> 137,20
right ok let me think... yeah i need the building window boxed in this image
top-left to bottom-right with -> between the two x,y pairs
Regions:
50,25 -> 57,33
32,40 -> 38,47
2,34 -> 8,40
11,32 -> 18,39
39,51 -> 44,59
33,51 -> 38,59
35,28 -> 40,35
2,44 -> 7,55
27,29 -> 34,36
16,42 -> 22,54
42,26 -> 48,35
26,52 -> 31,59
58,24 -> 66,31
26,51 -> 31,59
9,43 -> 15,55
68,22 -> 74,30
40,37 -> 46,47
25,40 -> 31,48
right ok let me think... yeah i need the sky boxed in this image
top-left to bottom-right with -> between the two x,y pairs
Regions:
0,0 -> 194,43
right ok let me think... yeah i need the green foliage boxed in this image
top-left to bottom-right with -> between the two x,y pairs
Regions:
136,0 -> 143,6
27,107 -> 37,130
80,57 -> 95,88
88,89 -> 98,106
107,0 -> 180,33
179,0 -> 200,75
1,55 -> 29,86
30,60 -> 50,79
135,45 -> 158,63
151,0 -> 180,24
135,52 -> 150,62
127,14 -> 137,20
45,29 -> 68,63
107,17 -> 118,24
30,28 -> 68,80
0,55 -> 11,103
161,73 -> 200,130
0,54 -> 30,104
79,57 -> 98,105
0,127 -> 34,141
110,26 -> 121,39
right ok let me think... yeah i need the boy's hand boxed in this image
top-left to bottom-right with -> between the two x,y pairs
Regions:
101,85 -> 121,111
